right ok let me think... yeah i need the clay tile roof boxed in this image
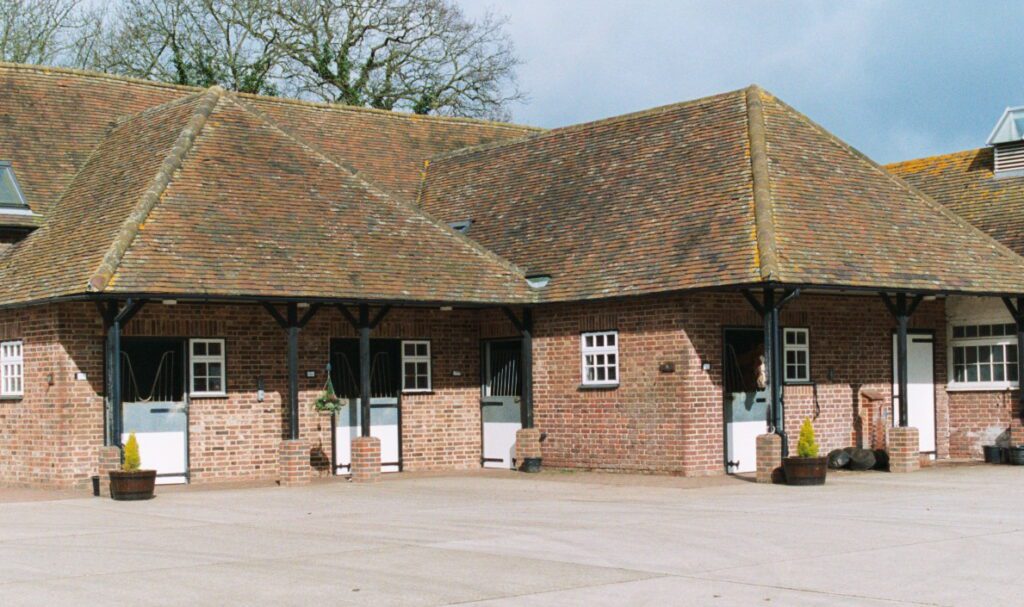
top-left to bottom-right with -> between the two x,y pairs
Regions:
886,148 -> 1024,257
422,86 -> 1024,300
0,88 -> 533,305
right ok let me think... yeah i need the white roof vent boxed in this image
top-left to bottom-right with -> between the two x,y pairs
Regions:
986,106 -> 1024,177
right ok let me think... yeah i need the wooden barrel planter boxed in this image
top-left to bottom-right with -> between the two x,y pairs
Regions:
109,470 -> 157,500
782,457 -> 827,485
1007,446 -> 1024,466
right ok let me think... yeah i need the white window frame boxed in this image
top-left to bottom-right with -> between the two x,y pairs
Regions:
948,322 -> 1019,391
401,340 -> 431,393
189,338 -> 226,397
581,331 -> 619,387
1,340 -> 23,398
783,328 -> 810,384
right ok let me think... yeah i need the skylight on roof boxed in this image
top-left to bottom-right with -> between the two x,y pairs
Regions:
0,162 -> 28,209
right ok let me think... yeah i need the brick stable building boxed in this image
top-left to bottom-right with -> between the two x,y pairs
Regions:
2,63 -> 1024,489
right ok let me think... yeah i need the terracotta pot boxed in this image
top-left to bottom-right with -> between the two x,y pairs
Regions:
782,456 -> 827,486
109,470 -> 156,501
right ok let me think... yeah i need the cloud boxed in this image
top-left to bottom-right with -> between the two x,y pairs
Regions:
458,0 -> 1024,162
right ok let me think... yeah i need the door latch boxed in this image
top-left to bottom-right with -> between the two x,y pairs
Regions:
727,460 -> 740,469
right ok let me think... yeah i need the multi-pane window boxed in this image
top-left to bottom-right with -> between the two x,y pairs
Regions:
189,339 -> 225,396
0,340 -> 23,397
783,328 -> 810,383
402,341 -> 431,392
951,323 -> 1019,388
581,331 -> 619,386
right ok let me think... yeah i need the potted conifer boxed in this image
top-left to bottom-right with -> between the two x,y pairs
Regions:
783,418 -> 827,485
109,433 -> 156,500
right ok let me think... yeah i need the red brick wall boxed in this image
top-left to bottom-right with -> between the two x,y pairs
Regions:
0,291 -> 1004,488
0,301 -> 492,487
529,292 -> 947,476
946,390 -> 1020,459
0,305 -> 66,486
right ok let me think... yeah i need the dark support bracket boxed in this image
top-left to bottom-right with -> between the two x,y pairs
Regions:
1002,296 -> 1024,417
337,304 -> 392,437
100,299 -> 146,447
881,293 -> 924,427
503,306 -> 535,429
742,287 -> 799,457
263,302 -> 323,440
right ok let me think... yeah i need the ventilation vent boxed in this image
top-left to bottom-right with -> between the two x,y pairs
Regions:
994,141 -> 1024,177
448,219 -> 472,234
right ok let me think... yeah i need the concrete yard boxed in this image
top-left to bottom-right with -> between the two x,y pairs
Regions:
1,465 -> 1021,606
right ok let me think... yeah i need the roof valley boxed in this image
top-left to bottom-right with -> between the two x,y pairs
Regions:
745,85 -> 781,282
87,87 -> 224,293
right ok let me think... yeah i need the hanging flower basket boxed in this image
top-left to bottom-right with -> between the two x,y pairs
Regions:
314,374 -> 342,414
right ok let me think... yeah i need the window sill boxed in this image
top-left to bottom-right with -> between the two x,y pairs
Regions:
946,383 -> 1018,393
785,381 -> 814,387
402,390 -> 434,396
578,383 -> 619,391
189,392 -> 228,399
0,395 -> 23,401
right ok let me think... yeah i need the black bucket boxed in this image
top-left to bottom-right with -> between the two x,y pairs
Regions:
520,458 -> 542,473
982,445 -> 1002,464
1007,446 -> 1024,466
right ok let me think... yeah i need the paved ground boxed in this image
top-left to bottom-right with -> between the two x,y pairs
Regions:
1,465 -> 1022,606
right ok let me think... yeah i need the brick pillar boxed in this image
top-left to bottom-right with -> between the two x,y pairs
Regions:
514,428 -> 542,468
97,445 -> 121,497
279,439 -> 311,487
756,433 -> 782,484
887,426 -> 920,473
351,436 -> 381,483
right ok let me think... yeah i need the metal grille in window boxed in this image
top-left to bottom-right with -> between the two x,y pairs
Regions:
122,350 -> 179,402
330,350 -> 400,398
487,345 -> 521,397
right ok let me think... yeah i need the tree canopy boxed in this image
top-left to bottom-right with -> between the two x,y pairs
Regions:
0,0 -> 524,120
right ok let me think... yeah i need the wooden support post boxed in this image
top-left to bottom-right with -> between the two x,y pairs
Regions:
358,304 -> 372,438
743,288 -> 798,458
286,303 -> 300,441
1003,297 -> 1024,420
882,293 -> 923,428
100,299 -> 145,448
263,302 -> 322,441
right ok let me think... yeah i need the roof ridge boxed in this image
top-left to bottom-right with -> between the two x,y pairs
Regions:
87,86 -> 224,292
222,93 -> 535,291
431,88 -> 746,163
763,92 -> 1024,272
745,85 -> 781,282
884,147 -> 986,170
0,62 -> 539,133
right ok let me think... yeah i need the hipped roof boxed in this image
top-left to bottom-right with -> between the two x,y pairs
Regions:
421,86 -> 1024,301
0,88 -> 533,305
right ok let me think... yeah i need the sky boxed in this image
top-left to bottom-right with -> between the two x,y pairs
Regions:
458,0 -> 1024,164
